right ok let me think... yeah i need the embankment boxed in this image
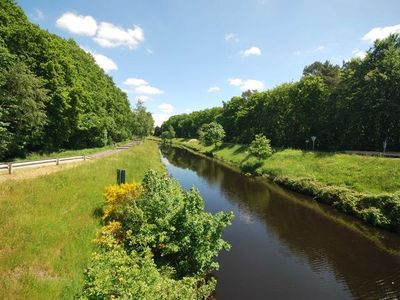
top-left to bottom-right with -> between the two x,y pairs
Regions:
153,137 -> 400,233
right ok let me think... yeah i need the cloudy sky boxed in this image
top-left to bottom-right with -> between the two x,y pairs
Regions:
20,0 -> 400,125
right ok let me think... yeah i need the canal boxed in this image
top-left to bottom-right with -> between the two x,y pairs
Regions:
160,146 -> 400,300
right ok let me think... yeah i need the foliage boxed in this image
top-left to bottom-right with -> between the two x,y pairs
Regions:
172,138 -> 400,232
0,0 -> 154,159
248,134 -> 272,159
82,233 -> 215,300
161,107 -> 221,138
131,101 -> 154,140
161,125 -> 176,144
81,170 -> 233,298
0,141 -> 164,299
162,34 -> 400,152
103,183 -> 143,221
198,122 -> 225,146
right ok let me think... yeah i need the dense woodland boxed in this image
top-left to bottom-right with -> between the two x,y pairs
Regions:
0,0 -> 153,160
162,34 -> 400,152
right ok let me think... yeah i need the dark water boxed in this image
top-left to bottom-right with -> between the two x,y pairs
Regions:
160,146 -> 400,300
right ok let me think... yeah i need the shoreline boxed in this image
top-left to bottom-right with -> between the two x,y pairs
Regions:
152,137 -> 400,234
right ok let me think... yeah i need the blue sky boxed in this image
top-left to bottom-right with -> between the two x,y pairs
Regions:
18,0 -> 400,125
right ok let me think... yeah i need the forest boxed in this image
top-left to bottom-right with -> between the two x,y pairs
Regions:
161,34 -> 400,152
0,0 -> 153,160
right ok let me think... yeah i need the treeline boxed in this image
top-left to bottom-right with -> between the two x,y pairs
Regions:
0,0 -> 153,160
162,35 -> 400,151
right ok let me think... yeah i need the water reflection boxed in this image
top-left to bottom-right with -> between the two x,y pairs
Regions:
161,146 -> 400,300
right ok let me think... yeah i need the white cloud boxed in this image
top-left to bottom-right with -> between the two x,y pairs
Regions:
92,53 -> 118,72
241,46 -> 262,57
294,50 -> 301,56
123,78 -> 149,86
158,103 -> 174,114
352,49 -> 367,59
184,108 -> 193,113
123,77 -> 163,95
153,113 -> 171,127
228,78 -> 243,86
146,48 -> 153,54
94,22 -> 144,49
135,95 -> 150,102
228,78 -> 264,91
362,24 -> 400,43
225,33 -> 239,42
56,12 -> 97,36
313,45 -> 325,52
135,85 -> 163,95
80,46 -> 117,72
208,86 -> 221,92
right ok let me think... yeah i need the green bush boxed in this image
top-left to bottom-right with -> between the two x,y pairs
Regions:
81,170 -> 233,298
248,134 -> 273,159
81,234 -> 214,299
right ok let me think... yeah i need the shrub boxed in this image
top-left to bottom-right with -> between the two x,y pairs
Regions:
248,134 -> 272,159
103,183 -> 143,221
81,170 -> 233,298
82,233 -> 215,300
198,122 -> 225,146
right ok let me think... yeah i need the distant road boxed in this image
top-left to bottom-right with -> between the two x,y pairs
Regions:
0,142 -> 138,176
341,150 -> 400,158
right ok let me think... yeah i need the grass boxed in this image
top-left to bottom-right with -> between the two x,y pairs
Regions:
169,138 -> 400,194
0,140 -> 164,299
8,140 -> 132,162
164,138 -> 400,232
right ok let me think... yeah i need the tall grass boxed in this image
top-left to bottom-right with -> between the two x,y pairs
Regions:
0,140 -> 164,299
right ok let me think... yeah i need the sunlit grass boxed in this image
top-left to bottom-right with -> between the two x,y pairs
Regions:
0,140 -> 164,299
6,140 -> 132,162
172,138 -> 400,194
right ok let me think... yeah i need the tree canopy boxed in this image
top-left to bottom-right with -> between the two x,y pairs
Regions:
0,0 -> 154,159
161,34 -> 400,152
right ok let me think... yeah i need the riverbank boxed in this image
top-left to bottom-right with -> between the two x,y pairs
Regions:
0,141 -> 164,299
154,138 -> 400,233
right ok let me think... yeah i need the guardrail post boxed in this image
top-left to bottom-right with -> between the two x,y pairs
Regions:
8,163 -> 12,175
56,158 -> 60,165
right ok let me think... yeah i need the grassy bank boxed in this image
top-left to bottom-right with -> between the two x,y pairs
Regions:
11,140 -> 132,162
0,140 -> 164,299
160,138 -> 400,233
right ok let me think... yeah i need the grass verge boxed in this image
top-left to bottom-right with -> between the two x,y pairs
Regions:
154,137 -> 400,233
0,140 -> 164,299
8,140 -> 132,162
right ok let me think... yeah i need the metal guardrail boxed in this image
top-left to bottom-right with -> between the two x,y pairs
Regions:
0,155 -> 88,174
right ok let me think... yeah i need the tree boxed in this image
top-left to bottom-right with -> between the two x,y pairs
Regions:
161,125 -> 175,144
198,122 -> 225,146
0,59 -> 48,159
131,101 -> 154,140
248,134 -> 272,159
303,60 -> 341,89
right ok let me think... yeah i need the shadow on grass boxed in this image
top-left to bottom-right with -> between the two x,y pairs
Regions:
92,206 -> 104,219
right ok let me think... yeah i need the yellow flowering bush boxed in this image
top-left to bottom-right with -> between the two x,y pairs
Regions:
103,183 -> 143,221
95,221 -> 124,246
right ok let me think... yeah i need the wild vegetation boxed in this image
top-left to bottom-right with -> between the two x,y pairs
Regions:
0,0 -> 153,160
163,138 -> 400,232
0,141 -> 163,299
161,34 -> 400,152
81,170 -> 233,299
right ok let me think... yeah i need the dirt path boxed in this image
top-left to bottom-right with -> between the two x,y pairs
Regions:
0,143 -> 137,182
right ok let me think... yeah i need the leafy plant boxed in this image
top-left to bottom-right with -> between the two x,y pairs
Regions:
198,122 -> 225,146
248,134 -> 273,159
82,170 -> 233,298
